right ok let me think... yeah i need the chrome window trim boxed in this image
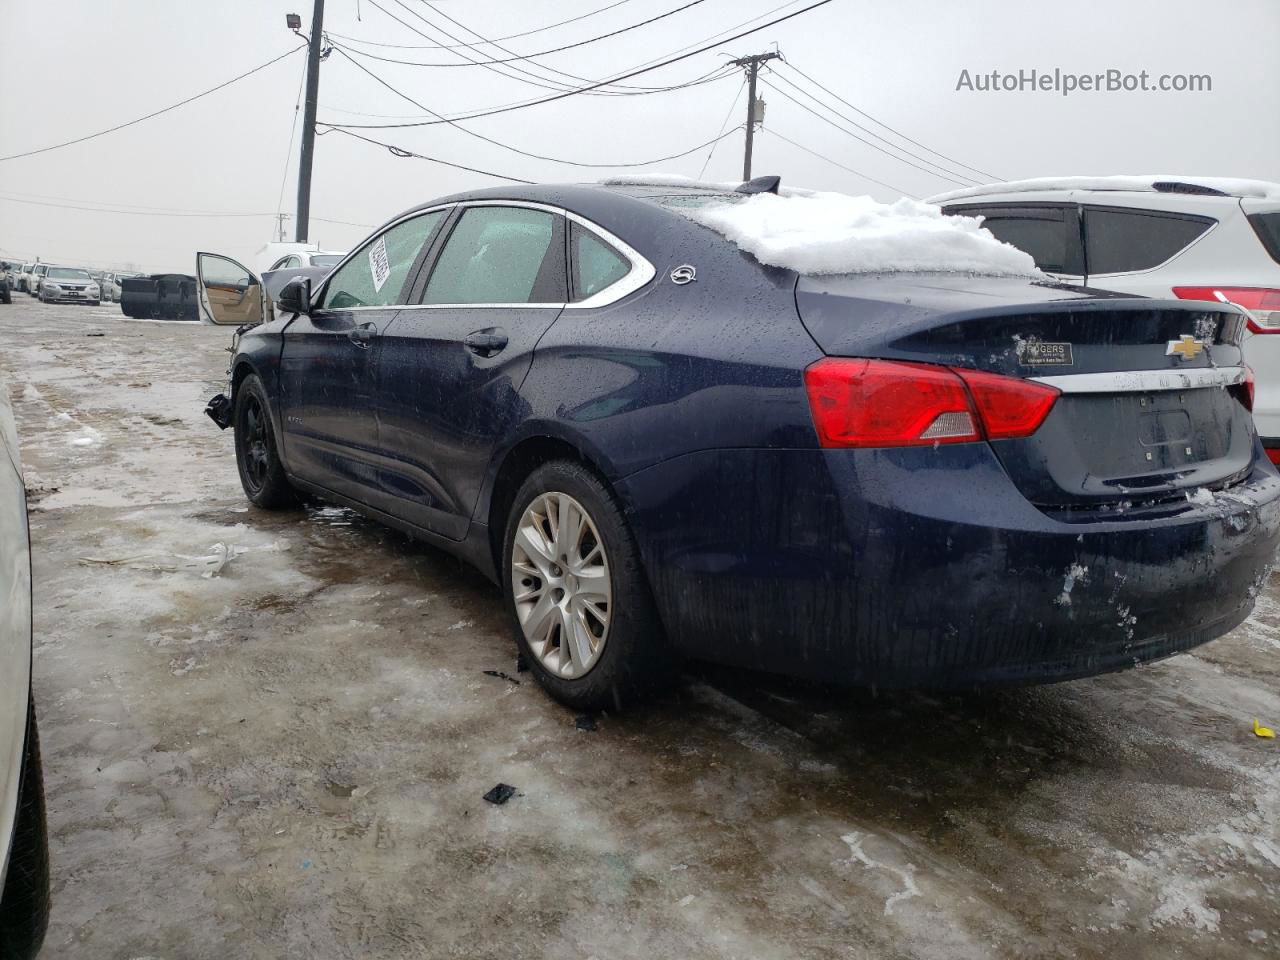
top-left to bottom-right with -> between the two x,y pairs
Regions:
312,198 -> 655,312
1031,366 -> 1244,393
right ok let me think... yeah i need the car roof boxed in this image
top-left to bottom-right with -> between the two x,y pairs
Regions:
929,176 -> 1280,205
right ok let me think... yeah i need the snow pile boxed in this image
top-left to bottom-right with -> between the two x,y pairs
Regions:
929,175 -> 1280,204
685,191 -> 1040,276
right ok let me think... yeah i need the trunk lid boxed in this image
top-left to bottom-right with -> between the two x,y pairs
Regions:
795,274 -> 1253,509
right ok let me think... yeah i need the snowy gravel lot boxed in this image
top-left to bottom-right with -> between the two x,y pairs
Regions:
2,298 -> 1279,959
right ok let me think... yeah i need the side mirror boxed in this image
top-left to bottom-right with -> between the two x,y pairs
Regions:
277,277 -> 311,316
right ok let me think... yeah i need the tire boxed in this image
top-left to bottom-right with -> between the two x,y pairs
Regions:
0,702 -> 51,960
502,460 -> 673,712
233,374 -> 298,509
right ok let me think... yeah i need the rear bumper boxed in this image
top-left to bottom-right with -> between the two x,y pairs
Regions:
617,444 -> 1280,688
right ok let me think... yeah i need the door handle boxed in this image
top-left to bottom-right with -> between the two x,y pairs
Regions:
463,329 -> 509,357
348,322 -> 376,348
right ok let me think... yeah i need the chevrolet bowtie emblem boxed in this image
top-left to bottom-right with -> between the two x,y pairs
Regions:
1166,335 -> 1205,361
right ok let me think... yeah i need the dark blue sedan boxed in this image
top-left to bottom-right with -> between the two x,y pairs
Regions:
203,180 -> 1280,710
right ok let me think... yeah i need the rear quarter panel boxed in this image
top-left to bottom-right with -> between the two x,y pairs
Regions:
481,207 -> 822,522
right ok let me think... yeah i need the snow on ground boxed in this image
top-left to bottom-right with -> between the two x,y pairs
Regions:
684,191 -> 1041,276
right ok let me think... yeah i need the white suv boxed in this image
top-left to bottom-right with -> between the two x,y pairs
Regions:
931,176 -> 1280,458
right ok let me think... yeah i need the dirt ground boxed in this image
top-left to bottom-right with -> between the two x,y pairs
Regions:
2,298 -> 1279,959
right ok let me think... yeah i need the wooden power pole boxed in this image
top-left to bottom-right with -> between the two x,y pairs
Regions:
295,0 -> 325,243
731,51 -> 781,181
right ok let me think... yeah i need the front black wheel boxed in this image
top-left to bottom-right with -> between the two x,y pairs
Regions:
502,461 -> 674,712
0,702 -> 50,960
233,374 -> 298,509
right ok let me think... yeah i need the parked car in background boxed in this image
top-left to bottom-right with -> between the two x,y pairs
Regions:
267,250 -> 345,272
0,266 -> 11,305
26,265 -> 47,298
100,272 -> 142,303
0,380 -> 50,959
203,180 -> 1280,711
15,266 -> 33,295
38,267 -> 100,305
932,176 -> 1280,460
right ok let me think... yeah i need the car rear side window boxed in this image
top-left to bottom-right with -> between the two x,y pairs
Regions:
571,223 -> 630,301
944,205 -> 1077,274
424,206 -> 563,305
1084,207 -> 1213,274
1248,213 -> 1280,265
320,210 -> 444,309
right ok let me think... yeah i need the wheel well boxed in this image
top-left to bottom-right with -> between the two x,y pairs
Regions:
231,361 -> 255,398
487,436 -> 610,571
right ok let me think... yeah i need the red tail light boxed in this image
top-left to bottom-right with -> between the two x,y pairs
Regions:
1266,447 -> 1280,466
1173,286 -> 1280,334
804,358 -> 1059,449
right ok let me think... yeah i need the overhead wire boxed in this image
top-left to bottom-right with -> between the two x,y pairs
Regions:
0,45 -> 307,163
321,0 -> 835,130
322,127 -> 536,182
698,77 -> 747,179
762,68 -> 982,185
329,46 -> 741,170
760,130 -> 915,197
757,77 -> 975,187
327,0 -> 638,50
350,0 -> 711,68
778,60 -> 1001,181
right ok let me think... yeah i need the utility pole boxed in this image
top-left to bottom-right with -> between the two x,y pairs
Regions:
294,0 -> 325,243
731,51 -> 781,181
274,213 -> 290,242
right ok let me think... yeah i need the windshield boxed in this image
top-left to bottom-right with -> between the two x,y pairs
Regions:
311,254 -> 343,267
47,267 -> 92,280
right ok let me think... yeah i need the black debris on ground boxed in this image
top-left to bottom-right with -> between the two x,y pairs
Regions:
482,783 -> 517,806
482,670 -> 520,686
515,652 -> 529,673
575,715 -> 597,732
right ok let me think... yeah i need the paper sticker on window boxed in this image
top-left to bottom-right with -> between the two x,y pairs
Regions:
368,237 -> 391,292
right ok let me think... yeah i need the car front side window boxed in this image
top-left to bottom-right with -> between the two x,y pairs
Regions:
320,210 -> 445,310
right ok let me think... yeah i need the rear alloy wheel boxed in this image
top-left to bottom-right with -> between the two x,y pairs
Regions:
512,491 -> 613,679
233,374 -> 298,509
504,461 -> 672,712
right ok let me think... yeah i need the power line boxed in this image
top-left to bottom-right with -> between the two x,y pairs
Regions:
407,0 -> 691,95
763,68 -> 982,185
0,195 -> 275,218
327,0 -> 638,49
323,127 -> 537,182
276,52 -> 310,218
349,0 -> 711,68
699,78 -> 748,179
323,0 -> 836,130
0,45 -> 306,163
363,0 -> 610,96
758,78 -> 973,187
319,62 -> 731,119
324,0 -> 806,121
761,129 -> 916,198
330,46 -> 742,169
778,60 -> 1001,181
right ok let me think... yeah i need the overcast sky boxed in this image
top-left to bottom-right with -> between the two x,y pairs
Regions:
2,0 -> 1277,274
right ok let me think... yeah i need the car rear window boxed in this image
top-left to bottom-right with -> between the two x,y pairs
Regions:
1248,213 -> 1280,265
1084,207 -> 1214,274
